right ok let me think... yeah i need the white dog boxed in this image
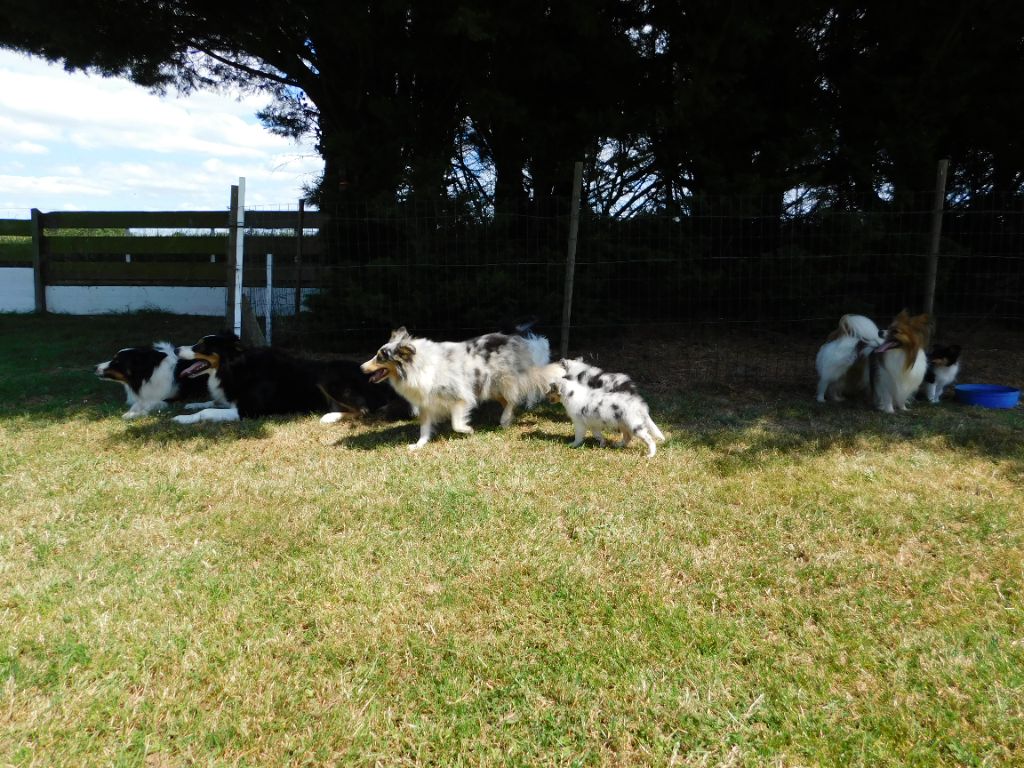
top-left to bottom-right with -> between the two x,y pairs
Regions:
361,327 -> 550,450
815,314 -> 884,402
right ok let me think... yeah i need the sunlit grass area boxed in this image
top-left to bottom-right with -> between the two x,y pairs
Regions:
1,313 -> 1022,767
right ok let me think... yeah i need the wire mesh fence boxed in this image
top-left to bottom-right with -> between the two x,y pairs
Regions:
244,194 -> 1024,387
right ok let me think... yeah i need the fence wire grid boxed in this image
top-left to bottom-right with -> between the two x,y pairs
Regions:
241,194 -> 1024,388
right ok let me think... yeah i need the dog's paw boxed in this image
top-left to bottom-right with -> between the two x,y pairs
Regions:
320,412 -> 345,425
172,414 -> 198,425
182,402 -> 208,411
122,410 -> 143,420
407,442 -> 426,451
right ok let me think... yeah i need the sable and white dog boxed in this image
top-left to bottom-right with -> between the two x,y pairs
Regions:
542,359 -> 665,457
815,314 -> 885,402
361,326 -> 550,450
872,310 -> 930,413
95,342 -> 216,418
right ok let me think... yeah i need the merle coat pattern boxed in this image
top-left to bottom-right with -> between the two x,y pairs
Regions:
361,327 -> 550,450
542,359 -> 665,457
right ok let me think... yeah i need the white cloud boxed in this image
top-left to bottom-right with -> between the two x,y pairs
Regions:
0,50 -> 323,212
10,141 -> 48,155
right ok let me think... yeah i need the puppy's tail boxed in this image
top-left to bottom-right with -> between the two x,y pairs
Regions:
645,411 -> 666,442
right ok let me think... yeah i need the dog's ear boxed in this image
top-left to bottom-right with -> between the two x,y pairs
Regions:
893,309 -> 910,323
394,343 -> 415,362
390,327 -> 409,342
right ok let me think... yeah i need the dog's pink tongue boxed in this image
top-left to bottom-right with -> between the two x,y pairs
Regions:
180,361 -> 206,378
875,340 -> 897,354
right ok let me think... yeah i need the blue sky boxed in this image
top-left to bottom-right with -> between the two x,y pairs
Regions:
0,50 -> 323,215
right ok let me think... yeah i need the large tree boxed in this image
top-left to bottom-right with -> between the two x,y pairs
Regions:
0,0 -> 471,206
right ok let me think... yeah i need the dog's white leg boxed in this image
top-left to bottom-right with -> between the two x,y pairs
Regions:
569,420 -> 587,448
409,412 -> 434,451
320,412 -> 345,424
183,400 -> 217,411
924,382 -> 938,403
172,406 -> 240,424
499,401 -> 515,428
875,389 -> 895,414
636,428 -> 657,458
450,401 -> 474,434
816,377 -> 829,403
594,430 -> 606,448
122,404 -> 147,419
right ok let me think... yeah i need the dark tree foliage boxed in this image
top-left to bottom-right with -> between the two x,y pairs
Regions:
1,0 -> 1022,211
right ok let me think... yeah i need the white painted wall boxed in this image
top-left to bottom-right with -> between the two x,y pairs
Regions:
0,268 -> 316,316
0,268 -> 36,312
46,285 -> 227,315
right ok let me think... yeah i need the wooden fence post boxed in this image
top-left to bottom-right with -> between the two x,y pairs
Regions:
560,161 -> 585,359
30,208 -> 46,313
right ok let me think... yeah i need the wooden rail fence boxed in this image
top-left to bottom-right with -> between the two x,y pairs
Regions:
0,207 -> 322,317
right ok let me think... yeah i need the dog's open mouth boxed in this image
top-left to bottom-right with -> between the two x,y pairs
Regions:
874,340 -> 899,354
368,368 -> 389,384
180,360 -> 211,378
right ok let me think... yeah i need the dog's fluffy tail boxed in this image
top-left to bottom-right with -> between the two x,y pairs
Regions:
517,358 -> 559,409
521,333 -> 551,367
154,341 -> 177,357
645,411 -> 666,442
839,314 -> 881,345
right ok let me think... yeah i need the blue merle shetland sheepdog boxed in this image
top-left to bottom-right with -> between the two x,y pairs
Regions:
361,326 -> 551,450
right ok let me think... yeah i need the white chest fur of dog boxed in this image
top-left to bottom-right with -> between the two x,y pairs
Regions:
874,348 -> 927,412
543,360 -> 665,457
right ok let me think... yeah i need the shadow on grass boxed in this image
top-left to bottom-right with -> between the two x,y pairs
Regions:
655,388 -> 1024,472
105,417 -> 274,446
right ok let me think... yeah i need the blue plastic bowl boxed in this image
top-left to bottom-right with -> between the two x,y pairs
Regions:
954,384 -> 1021,409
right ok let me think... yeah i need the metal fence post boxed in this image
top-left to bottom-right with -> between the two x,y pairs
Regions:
923,157 -> 949,326
225,185 -> 239,328
560,161 -> 585,359
232,178 -> 246,337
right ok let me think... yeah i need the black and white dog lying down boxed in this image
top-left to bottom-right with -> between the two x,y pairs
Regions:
172,333 -> 410,424
95,341 -> 220,418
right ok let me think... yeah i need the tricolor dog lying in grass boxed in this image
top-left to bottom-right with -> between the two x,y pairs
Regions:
172,333 -> 408,424
95,342 -> 220,418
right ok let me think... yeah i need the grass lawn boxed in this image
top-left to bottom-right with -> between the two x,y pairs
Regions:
1,313 -> 1022,767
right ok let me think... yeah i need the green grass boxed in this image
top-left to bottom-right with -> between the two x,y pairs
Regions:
1,313 -> 1022,767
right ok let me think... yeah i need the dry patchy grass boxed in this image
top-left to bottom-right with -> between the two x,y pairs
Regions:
1,313 -> 1023,767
